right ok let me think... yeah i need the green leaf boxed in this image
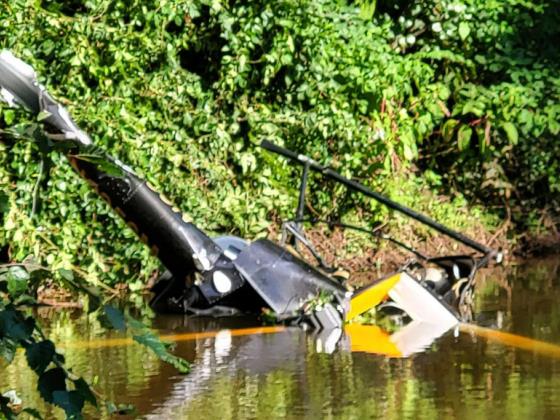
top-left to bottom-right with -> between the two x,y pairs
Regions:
461,101 -> 484,117
103,305 -> 126,331
57,269 -> 100,302
57,269 -> 74,282
400,128 -> 417,160
458,22 -> 470,40
37,367 -> 67,404
8,266 -> 29,281
26,340 -> 55,374
6,266 -> 29,298
438,86 -> 451,101
3,109 -> 15,125
73,378 -> 97,407
502,122 -> 518,145
0,338 -> 17,363
359,0 -> 376,20
124,316 -> 146,331
133,332 -> 190,373
442,119 -> 459,142
52,390 -> 85,418
0,309 -> 34,342
37,111 -> 52,122
403,143 -> 415,160
0,191 -> 9,213
476,126 -> 487,154
457,125 -> 472,151
73,154 -> 124,178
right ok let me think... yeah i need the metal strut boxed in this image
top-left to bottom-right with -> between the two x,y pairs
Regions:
284,160 -> 311,251
296,161 -> 311,232
280,160 -> 337,273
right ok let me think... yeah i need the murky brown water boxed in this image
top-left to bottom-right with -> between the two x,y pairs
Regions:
2,259 -> 560,419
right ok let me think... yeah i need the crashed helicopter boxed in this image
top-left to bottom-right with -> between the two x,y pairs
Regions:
0,51 -> 503,344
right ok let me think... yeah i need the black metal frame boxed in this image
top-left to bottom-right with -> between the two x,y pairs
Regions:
263,139 -> 502,317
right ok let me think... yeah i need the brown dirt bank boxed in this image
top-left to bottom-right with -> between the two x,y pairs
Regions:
272,222 -> 560,288
513,232 -> 560,260
11,219 -> 560,306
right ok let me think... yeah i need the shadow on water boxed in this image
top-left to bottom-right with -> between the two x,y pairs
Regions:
2,258 -> 560,419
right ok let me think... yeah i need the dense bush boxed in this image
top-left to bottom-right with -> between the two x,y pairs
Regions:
373,0 -> 560,229
0,0 -> 558,290
0,1 -> 558,417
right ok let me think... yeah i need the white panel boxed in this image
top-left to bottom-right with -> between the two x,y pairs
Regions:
388,272 -> 459,328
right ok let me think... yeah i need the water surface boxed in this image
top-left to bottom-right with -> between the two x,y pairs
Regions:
2,259 -> 560,419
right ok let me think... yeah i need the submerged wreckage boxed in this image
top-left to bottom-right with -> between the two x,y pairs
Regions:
0,51 -> 503,353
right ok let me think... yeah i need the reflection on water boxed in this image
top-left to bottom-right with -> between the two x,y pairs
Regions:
2,259 -> 560,418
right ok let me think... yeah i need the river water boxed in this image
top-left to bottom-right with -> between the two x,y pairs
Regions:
2,259 -> 560,419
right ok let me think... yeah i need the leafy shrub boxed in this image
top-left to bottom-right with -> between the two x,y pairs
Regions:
1,1 -> 558,417
371,0 -> 560,225
0,0 -> 440,286
0,0 -> 557,289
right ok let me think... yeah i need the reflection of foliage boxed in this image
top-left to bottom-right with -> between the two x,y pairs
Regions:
1,260 -> 560,418
0,302 -> 97,418
0,264 -> 188,418
351,307 -> 403,333
104,307 -> 190,374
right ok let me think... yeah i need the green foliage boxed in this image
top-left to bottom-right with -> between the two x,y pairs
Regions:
0,263 -> 189,418
0,302 -> 96,418
371,0 -> 560,225
132,331 -> 190,373
0,0 -> 508,292
0,2 -> 555,285
0,3 -> 558,416
26,340 -> 56,375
